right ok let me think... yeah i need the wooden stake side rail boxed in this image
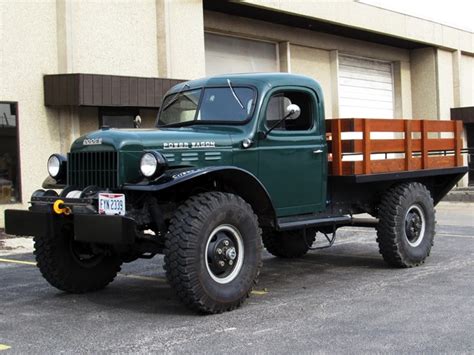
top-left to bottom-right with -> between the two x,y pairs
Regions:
326,118 -> 464,176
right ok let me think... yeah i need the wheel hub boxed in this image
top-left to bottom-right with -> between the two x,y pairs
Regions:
406,213 -> 422,239
404,205 -> 426,247
69,238 -> 105,268
208,234 -> 237,275
205,225 -> 244,284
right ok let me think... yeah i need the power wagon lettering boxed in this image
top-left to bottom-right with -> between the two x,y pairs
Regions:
163,141 -> 216,149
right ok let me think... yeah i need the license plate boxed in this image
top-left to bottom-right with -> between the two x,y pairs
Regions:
98,193 -> 126,216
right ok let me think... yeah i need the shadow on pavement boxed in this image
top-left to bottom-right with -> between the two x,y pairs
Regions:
1,249 -> 390,316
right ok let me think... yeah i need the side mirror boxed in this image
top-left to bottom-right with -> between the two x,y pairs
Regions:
286,104 -> 301,120
260,103 -> 302,139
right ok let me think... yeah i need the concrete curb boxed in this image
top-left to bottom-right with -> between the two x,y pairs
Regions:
0,237 -> 34,256
442,188 -> 474,203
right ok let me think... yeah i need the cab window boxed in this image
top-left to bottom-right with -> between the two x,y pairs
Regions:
198,87 -> 255,121
265,91 -> 313,131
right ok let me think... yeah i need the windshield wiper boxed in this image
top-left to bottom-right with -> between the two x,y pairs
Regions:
159,120 -> 201,128
227,79 -> 244,110
162,83 -> 190,112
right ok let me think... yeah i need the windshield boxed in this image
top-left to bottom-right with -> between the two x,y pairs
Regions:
157,87 -> 255,127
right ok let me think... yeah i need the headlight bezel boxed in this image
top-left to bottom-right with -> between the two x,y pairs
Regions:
139,151 -> 167,179
47,154 -> 67,180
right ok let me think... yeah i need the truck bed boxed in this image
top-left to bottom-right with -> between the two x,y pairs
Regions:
326,118 -> 464,176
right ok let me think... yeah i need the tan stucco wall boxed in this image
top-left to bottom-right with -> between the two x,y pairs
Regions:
66,0 -> 159,77
437,49 -> 455,119
157,0 -> 205,79
410,48 -> 438,119
0,1 -> 61,226
290,45 -> 333,119
400,61 -> 413,118
460,54 -> 474,106
410,48 -> 470,120
393,60 -> 413,118
78,108 -> 99,136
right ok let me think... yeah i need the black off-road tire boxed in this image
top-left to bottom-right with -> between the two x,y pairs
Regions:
164,192 -> 262,314
34,227 -> 122,293
262,229 -> 316,258
376,182 -> 435,268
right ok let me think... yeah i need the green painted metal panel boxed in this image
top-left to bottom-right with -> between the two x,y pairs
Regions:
68,73 -> 328,217
256,86 -> 326,216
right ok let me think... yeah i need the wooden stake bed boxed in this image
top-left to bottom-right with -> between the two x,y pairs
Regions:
327,118 -> 464,176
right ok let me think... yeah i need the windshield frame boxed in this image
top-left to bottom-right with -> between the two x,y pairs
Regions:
156,85 -> 258,128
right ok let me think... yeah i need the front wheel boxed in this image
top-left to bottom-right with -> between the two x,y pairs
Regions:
164,192 -> 262,314
34,225 -> 122,293
376,182 -> 435,268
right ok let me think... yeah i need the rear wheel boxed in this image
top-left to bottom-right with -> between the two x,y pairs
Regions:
376,182 -> 435,267
262,229 -> 316,258
34,226 -> 122,293
164,192 -> 262,314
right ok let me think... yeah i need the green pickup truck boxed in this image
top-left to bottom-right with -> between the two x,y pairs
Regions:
5,73 -> 466,313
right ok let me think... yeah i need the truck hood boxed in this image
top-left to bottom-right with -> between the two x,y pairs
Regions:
71,126 -> 234,153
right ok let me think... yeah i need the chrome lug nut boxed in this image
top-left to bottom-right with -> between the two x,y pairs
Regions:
218,261 -> 225,267
229,260 -> 233,266
217,248 -> 222,254
223,240 -> 229,246
226,247 -> 237,260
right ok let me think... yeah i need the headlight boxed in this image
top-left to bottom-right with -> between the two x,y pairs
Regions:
140,151 -> 166,178
47,154 -> 67,179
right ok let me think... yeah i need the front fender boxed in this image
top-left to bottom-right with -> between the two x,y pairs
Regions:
123,166 -> 225,192
123,166 -> 276,225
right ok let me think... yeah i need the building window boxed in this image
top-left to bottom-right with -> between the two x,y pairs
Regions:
0,102 -> 20,204
338,55 -> 394,118
100,108 -> 139,128
205,32 -> 278,76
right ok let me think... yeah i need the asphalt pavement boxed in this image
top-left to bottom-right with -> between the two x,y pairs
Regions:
0,202 -> 473,353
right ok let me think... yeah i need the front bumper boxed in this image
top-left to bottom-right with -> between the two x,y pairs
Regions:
4,209 -> 137,245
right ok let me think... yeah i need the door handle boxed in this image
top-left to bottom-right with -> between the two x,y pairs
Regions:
313,149 -> 323,154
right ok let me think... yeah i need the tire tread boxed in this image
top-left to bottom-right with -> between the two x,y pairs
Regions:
164,192 -> 262,314
376,182 -> 435,268
34,232 -> 121,293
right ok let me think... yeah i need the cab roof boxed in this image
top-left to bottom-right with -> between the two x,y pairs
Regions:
166,72 -> 323,97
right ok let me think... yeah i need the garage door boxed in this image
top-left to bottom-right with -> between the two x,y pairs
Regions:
338,55 -> 394,118
205,33 -> 278,76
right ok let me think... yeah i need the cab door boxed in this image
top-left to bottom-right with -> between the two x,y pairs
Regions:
257,87 -> 326,217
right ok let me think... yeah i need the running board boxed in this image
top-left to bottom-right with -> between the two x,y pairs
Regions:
277,215 -> 351,231
276,215 -> 378,231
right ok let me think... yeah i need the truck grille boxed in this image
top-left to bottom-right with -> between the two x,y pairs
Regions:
67,151 -> 118,189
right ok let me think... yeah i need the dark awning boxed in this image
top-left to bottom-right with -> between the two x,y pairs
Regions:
44,74 -> 185,108
451,107 -> 474,124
